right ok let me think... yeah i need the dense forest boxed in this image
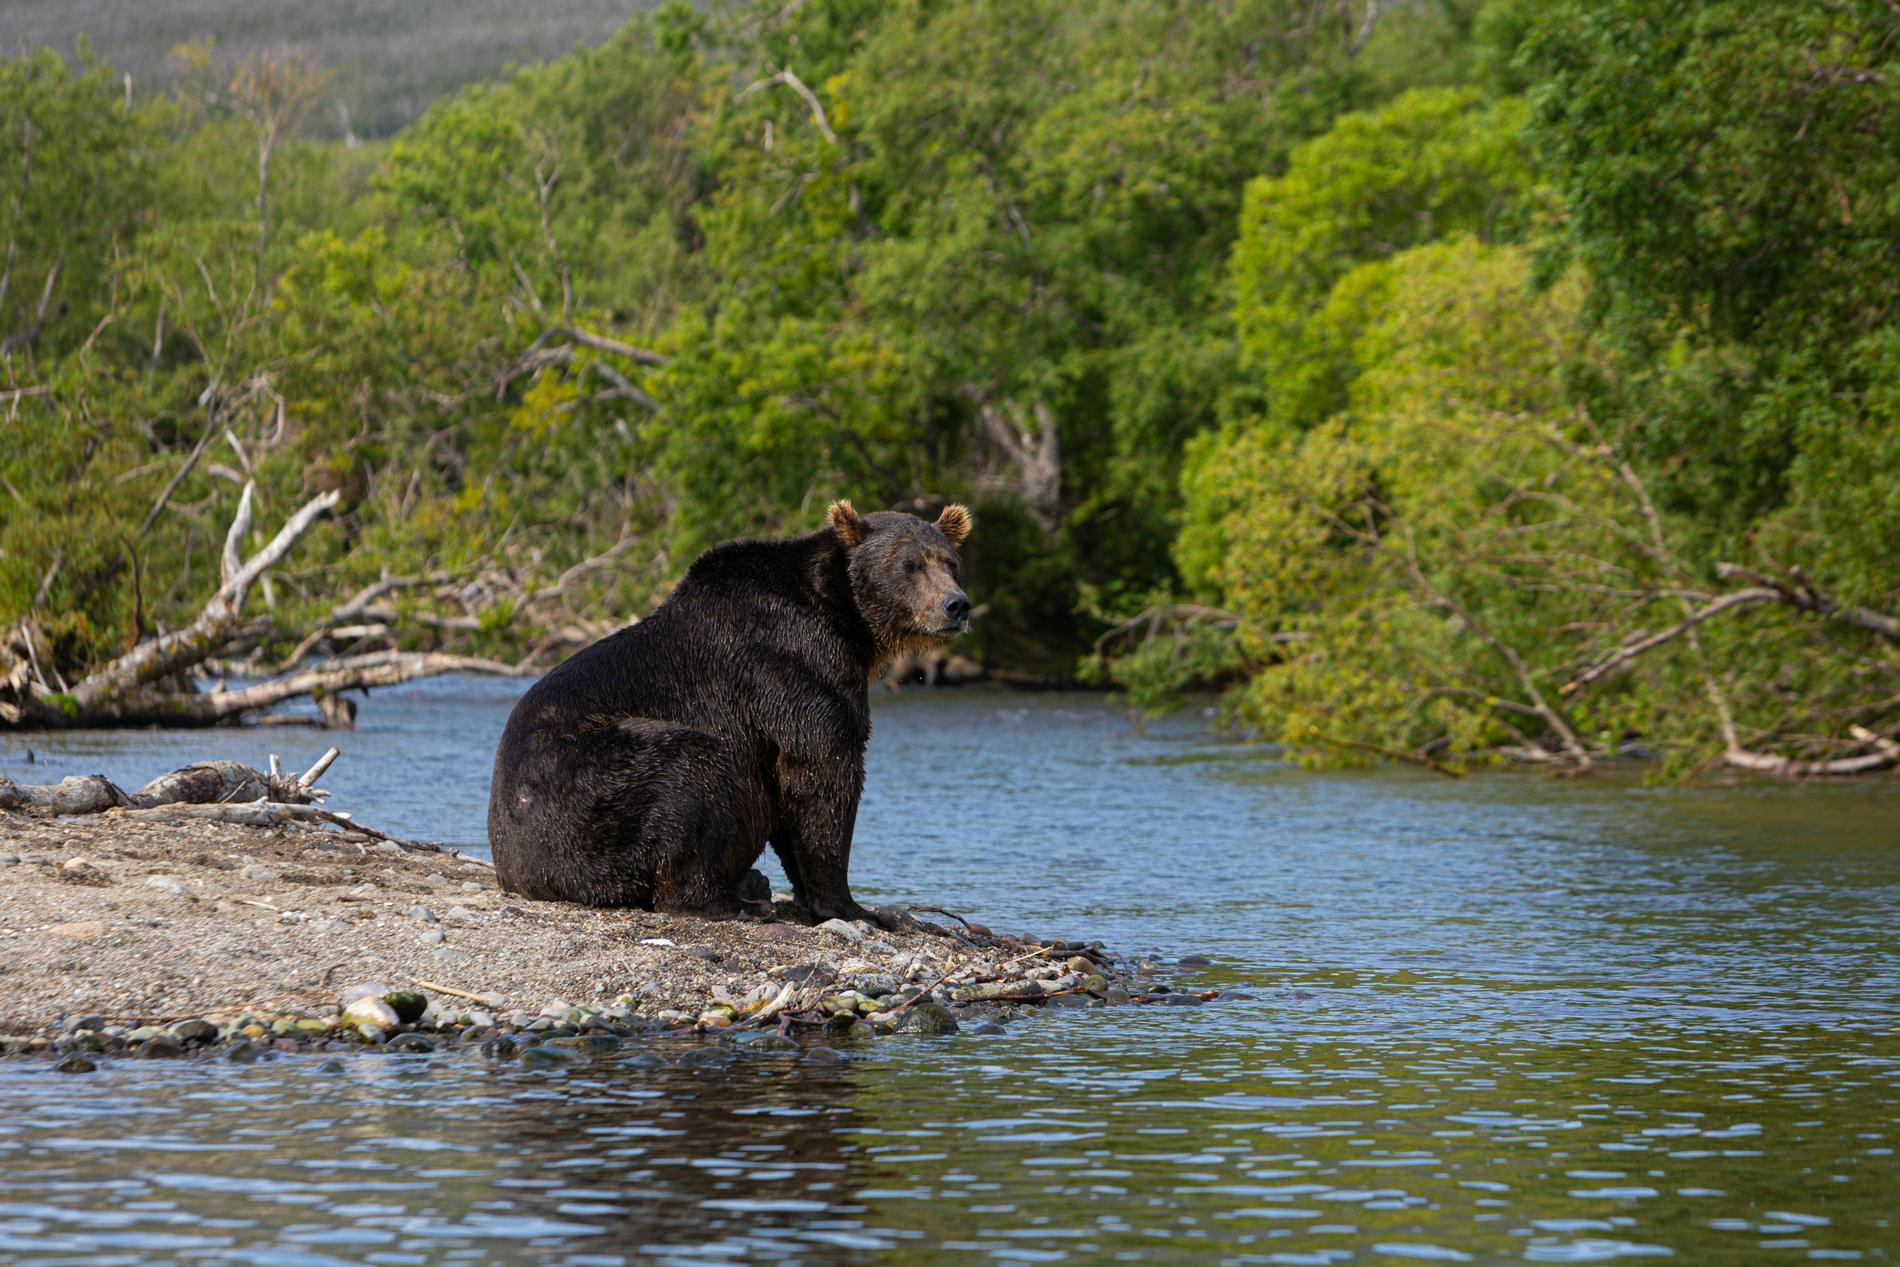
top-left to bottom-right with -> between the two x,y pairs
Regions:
1,0 -> 1896,777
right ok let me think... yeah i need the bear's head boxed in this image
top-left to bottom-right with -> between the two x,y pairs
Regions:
827,500 -> 974,661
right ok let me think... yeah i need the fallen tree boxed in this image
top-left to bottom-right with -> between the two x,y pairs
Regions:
1,482 -> 531,730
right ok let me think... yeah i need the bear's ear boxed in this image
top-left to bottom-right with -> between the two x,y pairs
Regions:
827,499 -> 868,548
935,503 -> 972,547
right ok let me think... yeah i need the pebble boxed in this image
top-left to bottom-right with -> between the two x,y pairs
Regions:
316,1058 -> 346,1073
56,1054 -> 98,1074
805,1045 -> 848,1062
520,1045 -> 579,1069
1178,954 -> 1213,968
681,945 -> 722,962
388,1033 -> 436,1053
240,863 -> 280,882
0,854 -> 19,864
67,1014 -> 106,1034
173,1018 -> 218,1045
145,875 -> 186,895
343,995 -> 400,1030
892,999 -> 960,1036
420,928 -> 445,945
138,1033 -> 183,1058
445,906 -> 480,922
226,1042 -> 262,1063
817,918 -> 865,945
408,903 -> 440,923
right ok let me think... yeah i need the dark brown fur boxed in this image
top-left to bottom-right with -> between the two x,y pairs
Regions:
486,503 -> 972,920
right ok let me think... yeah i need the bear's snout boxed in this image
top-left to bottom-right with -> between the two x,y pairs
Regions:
942,590 -> 972,628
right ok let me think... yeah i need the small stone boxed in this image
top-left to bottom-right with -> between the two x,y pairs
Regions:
1178,954 -> 1212,968
343,995 -> 400,1030
963,1019 -> 1007,1035
520,1045 -> 579,1069
0,853 -> 19,864
316,1058 -> 346,1072
483,1035 -> 523,1060
355,1023 -> 388,1045
445,906 -> 479,922
818,918 -> 866,945
56,1053 -> 98,1073
173,1019 -> 217,1044
383,990 -> 429,1024
51,921 -> 106,940
1065,956 -> 1095,974
388,1033 -> 436,1053
67,1014 -> 106,1033
408,903 -> 439,923
681,944 -> 722,962
241,1023 -> 268,1038
892,1000 -> 959,1036
146,875 -> 186,895
225,1042 -> 262,1063
575,1033 -> 620,1054
240,863 -> 280,882
138,1033 -> 183,1058
461,880 -> 484,891
805,1046 -> 848,1063
463,1010 -> 496,1029
743,1033 -> 798,1052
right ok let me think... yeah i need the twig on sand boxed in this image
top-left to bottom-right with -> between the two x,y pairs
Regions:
411,979 -> 496,1004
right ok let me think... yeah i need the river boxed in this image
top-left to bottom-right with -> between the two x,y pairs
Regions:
1,677 -> 1896,1264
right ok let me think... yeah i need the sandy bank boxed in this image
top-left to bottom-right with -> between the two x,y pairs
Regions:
0,811 -> 1192,1061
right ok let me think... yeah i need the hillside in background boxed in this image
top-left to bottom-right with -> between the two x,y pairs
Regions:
0,0 -> 659,136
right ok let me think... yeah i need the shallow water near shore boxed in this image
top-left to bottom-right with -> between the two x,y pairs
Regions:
2,679 -> 1897,1264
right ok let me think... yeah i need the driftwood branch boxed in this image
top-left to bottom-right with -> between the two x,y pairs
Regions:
63,483 -> 338,716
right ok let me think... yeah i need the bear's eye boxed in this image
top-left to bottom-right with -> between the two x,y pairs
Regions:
904,559 -> 920,576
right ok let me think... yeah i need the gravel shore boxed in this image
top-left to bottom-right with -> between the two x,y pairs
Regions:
1,810 -> 1192,1066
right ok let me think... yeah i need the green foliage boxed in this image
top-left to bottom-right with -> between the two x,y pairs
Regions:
3,0 -> 1893,772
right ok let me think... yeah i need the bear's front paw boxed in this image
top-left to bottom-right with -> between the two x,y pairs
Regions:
797,898 -> 871,926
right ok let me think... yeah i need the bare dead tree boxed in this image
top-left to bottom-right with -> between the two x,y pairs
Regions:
0,482 -> 526,730
735,69 -> 839,145
973,396 -> 1062,539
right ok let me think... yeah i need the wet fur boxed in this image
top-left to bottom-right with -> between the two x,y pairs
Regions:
487,504 -> 971,921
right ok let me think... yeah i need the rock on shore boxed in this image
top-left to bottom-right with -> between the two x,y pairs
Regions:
1,812 -> 1207,1066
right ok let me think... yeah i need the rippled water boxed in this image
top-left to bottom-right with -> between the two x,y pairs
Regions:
2,680 -> 1897,1264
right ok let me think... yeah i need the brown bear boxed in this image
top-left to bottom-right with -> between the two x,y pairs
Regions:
486,500 -> 973,921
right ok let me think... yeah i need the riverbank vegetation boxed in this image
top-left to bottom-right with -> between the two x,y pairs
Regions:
1,0 -> 1894,775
